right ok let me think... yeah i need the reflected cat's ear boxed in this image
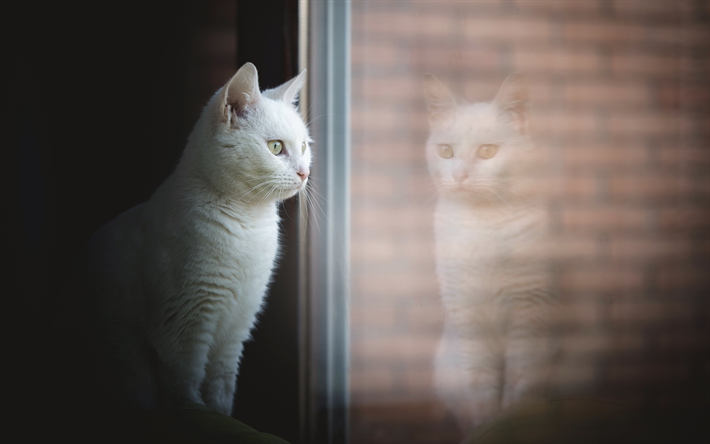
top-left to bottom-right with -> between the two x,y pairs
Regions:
494,73 -> 531,134
262,70 -> 307,107
220,62 -> 262,123
423,74 -> 457,128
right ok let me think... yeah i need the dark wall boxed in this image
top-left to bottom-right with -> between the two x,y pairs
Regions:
232,1 -> 301,442
1,2 -> 199,441
1,1 -> 299,442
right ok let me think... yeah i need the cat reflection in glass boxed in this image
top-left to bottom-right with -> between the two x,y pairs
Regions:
424,74 -> 557,430
86,63 -> 310,416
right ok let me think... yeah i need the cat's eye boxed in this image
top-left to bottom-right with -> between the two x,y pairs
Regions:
301,141 -> 307,154
478,144 -> 498,159
268,140 -> 283,155
437,144 -> 454,159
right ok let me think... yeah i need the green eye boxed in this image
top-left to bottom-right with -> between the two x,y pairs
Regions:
437,144 -> 453,159
268,140 -> 283,155
479,144 -> 498,159
301,141 -> 307,154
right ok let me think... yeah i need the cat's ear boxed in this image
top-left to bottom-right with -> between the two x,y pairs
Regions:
423,74 -> 457,128
220,62 -> 262,123
262,69 -> 307,106
494,73 -> 531,134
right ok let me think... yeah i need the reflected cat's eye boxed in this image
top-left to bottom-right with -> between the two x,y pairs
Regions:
268,140 -> 283,155
437,144 -> 454,159
301,141 -> 307,154
478,144 -> 498,159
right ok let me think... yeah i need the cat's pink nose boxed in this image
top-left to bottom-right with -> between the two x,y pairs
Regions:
452,167 -> 468,183
297,167 -> 310,181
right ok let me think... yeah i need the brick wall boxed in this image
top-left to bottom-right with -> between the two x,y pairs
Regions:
348,1 -> 710,443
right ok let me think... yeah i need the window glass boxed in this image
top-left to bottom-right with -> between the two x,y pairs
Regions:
349,1 -> 710,443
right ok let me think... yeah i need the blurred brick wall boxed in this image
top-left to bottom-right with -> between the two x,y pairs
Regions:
348,1 -> 710,443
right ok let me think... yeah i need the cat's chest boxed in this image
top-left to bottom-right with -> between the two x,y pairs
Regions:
198,206 -> 280,272
433,201 -> 551,307
434,202 -> 546,267
148,201 -> 281,303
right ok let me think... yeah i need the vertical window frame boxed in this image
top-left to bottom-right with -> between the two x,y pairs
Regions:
300,1 -> 352,443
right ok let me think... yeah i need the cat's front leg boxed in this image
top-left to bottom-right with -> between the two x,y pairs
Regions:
458,333 -> 507,427
201,340 -> 244,416
158,342 -> 210,407
502,328 -> 553,408
438,324 -> 505,429
435,324 -> 479,432
154,316 -> 217,407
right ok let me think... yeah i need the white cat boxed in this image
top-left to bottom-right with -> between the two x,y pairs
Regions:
86,63 -> 310,416
424,74 -> 556,430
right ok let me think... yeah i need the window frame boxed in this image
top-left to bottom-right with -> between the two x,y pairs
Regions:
300,1 -> 352,443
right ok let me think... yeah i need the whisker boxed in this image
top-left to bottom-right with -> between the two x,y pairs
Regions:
306,189 -> 323,234
486,188 -> 514,211
307,112 -> 329,127
300,187 -> 320,234
304,183 -> 329,232
231,178 -> 279,203
307,184 -> 328,219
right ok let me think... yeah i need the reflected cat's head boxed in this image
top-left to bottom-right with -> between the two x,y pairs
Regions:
423,74 -> 537,204
181,62 -> 311,203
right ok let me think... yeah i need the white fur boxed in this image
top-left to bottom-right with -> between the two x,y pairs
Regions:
87,63 -> 310,415
424,74 -> 556,429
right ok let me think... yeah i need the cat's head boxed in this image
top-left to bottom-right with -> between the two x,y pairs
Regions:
184,62 -> 311,204
423,74 -> 537,205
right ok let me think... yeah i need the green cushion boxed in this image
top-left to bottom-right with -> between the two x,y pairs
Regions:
137,403 -> 290,444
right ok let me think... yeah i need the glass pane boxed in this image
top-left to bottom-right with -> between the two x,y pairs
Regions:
349,1 -> 710,443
